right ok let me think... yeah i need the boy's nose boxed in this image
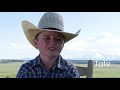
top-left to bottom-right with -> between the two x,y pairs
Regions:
49,39 -> 56,45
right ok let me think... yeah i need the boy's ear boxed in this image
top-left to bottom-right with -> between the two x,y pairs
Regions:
33,39 -> 38,49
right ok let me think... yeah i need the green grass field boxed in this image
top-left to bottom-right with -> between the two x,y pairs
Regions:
0,62 -> 24,78
0,62 -> 120,78
93,64 -> 120,78
75,64 -> 120,78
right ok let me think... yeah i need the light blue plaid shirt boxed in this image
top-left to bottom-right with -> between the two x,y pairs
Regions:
16,55 -> 80,78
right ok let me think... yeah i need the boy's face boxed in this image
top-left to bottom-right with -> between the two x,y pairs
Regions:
34,31 -> 64,58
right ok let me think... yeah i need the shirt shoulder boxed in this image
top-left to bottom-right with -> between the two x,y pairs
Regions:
60,58 -> 76,69
60,58 -> 80,78
20,59 -> 39,71
16,59 -> 38,78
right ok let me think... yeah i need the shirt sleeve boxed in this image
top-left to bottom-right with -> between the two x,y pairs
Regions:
64,65 -> 80,78
16,65 -> 25,78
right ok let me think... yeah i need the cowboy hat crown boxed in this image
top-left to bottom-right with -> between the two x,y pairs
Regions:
38,12 -> 64,31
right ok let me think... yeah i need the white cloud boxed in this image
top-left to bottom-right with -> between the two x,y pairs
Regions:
0,42 -> 39,59
96,37 -> 120,46
95,32 -> 120,48
62,32 -> 120,60
9,42 -> 33,49
64,39 -> 88,51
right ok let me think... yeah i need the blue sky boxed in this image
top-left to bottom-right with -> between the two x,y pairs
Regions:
1,12 -> 120,60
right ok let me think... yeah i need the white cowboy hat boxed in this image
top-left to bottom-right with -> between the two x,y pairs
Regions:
22,12 -> 81,49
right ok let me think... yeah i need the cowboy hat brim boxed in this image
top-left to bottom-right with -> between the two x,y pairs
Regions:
22,21 -> 81,49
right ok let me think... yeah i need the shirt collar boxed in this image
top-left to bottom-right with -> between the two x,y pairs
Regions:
31,54 -> 68,70
31,54 -> 41,68
57,55 -> 68,69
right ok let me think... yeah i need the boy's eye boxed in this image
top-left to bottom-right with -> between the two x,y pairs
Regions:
44,37 -> 49,40
57,39 -> 62,41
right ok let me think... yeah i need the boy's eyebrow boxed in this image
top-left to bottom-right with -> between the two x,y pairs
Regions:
40,33 -> 64,39
42,35 -> 50,37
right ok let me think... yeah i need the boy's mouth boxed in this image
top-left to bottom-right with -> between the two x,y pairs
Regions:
48,47 -> 56,51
